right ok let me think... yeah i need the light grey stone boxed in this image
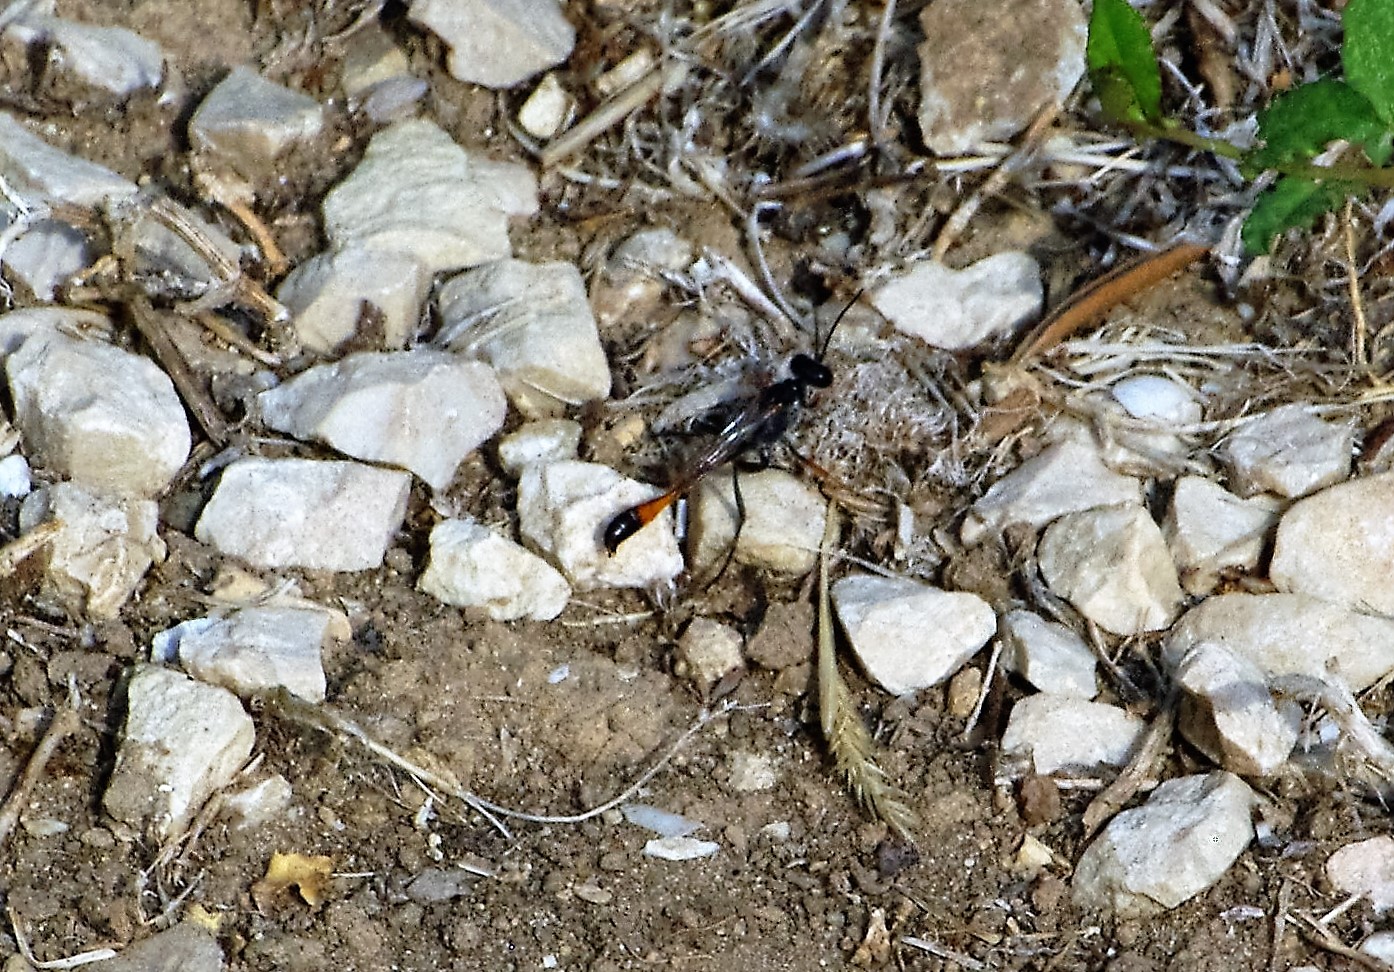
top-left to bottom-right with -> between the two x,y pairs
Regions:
19,482 -> 164,620
676,618 -> 743,695
1164,476 -> 1280,596
999,609 -> 1097,699
97,923 -> 224,972
1362,931 -> 1394,965
1328,837 -> 1394,913
832,574 -> 995,695
0,218 -> 92,300
103,665 -> 255,842
114,195 -> 245,302
1175,642 -> 1300,777
277,245 -> 431,353
688,468 -> 826,576
7,329 -> 190,496
1165,592 -> 1394,693
1038,504 -> 1184,636
408,0 -> 575,89
161,606 -> 335,702
357,76 -> 429,123
436,258 -> 610,407
961,439 -> 1142,544
220,775 -> 292,832
195,458 -> 411,571
643,836 -> 719,861
869,252 -> 1042,350
1269,472 -> 1394,615
5,15 -> 164,98
1000,694 -> 1144,775
0,112 -> 137,207
258,350 -> 506,491
189,66 -> 325,174
419,517 -> 570,621
727,752 -> 777,793
1072,772 -> 1254,917
1111,375 -> 1204,424
497,419 -> 580,475
591,227 -> 694,327
518,72 -> 571,138
340,25 -> 412,97
323,119 -> 537,273
1220,403 -> 1354,498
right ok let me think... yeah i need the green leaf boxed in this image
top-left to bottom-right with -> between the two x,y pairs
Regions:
1247,78 -> 1391,172
1345,0 -> 1394,127
1242,176 -> 1359,255
1086,0 -> 1162,126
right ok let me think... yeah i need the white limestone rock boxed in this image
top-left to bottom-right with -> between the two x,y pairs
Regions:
1175,642 -> 1299,778
1038,504 -> 1184,636
419,517 -> 570,621
5,15 -> 164,99
961,439 -> 1142,544
18,482 -> 164,620
195,458 -> 411,571
999,609 -> 1097,699
258,350 -> 506,491
7,329 -> 190,496
1111,375 -> 1204,424
1073,772 -> 1255,917
437,258 -> 610,408
322,119 -> 537,274
1164,476 -> 1280,596
155,607 -> 337,703
1165,592 -> 1394,693
277,245 -> 431,353
497,419 -> 581,475
518,73 -> 572,139
221,775 -> 293,831
688,468 -> 827,576
1269,472 -> 1394,616
408,0 -> 575,89
869,252 -> 1042,350
0,454 -> 29,497
0,218 -> 92,301
103,665 -> 255,842
831,574 -> 995,696
1219,404 -> 1354,498
676,618 -> 744,696
644,836 -> 720,861
1328,837 -> 1394,914
1000,694 -> 1144,775
189,67 -> 325,175
516,460 -> 683,591
0,112 -> 138,207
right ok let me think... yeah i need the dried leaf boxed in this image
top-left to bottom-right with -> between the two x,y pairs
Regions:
251,851 -> 334,910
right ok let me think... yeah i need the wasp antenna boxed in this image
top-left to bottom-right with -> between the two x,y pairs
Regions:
816,288 -> 865,362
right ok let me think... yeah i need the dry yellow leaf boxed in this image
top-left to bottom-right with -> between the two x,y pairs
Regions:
251,851 -> 334,910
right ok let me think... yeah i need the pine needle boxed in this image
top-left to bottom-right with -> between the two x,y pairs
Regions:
817,505 -> 918,844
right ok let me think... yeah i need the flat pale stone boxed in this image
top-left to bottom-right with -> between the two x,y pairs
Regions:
1164,592 -> 1394,693
516,460 -> 683,591
436,258 -> 610,407
323,118 -> 537,273
962,439 -> 1142,544
497,419 -> 580,475
1328,837 -> 1394,913
1219,403 -> 1354,498
7,330 -> 190,496
419,517 -> 570,621
195,458 -> 411,571
1269,472 -> 1394,615
869,252 -> 1042,350
159,607 -> 336,703
6,15 -> 164,98
408,0 -> 575,89
1175,642 -> 1299,777
1000,694 -> 1144,775
1072,772 -> 1255,917
999,609 -> 1097,699
0,219 -> 92,301
1111,375 -> 1204,424
1164,476 -> 1280,596
832,574 -> 995,695
103,665 -> 255,842
1038,504 -> 1184,636
341,25 -> 412,96
277,245 -> 431,353
96,924 -> 224,972
258,350 -> 506,490
189,66 -> 325,174
0,112 -> 138,207
18,482 -> 164,620
688,468 -> 827,576
643,836 -> 719,861
676,618 -> 743,694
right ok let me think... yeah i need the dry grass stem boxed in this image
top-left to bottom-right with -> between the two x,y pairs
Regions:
0,677 -> 82,851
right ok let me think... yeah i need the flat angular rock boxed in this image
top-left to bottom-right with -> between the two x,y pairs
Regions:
419,517 -> 570,621
1219,403 -> 1354,498
1164,476 -> 1279,596
408,0 -> 575,89
97,924 -> 224,972
1269,472 -> 1394,615
103,665 -> 255,842
676,618 -> 744,696
1038,504 -> 1184,636
999,609 -> 1097,699
258,350 -> 506,491
832,574 -> 995,695
0,112 -> 138,207
917,0 -> 1085,154
688,468 -> 827,576
195,458 -> 411,571
6,15 -> 164,99
277,245 -> 431,353
189,66 -> 325,175
1175,642 -> 1299,777
1072,772 -> 1255,917
1165,592 -> 1394,693
962,439 -> 1142,544
323,119 -> 537,274
497,419 -> 580,475
517,461 -> 682,590
1328,837 -> 1394,914
1001,694 -> 1144,775
437,258 -> 610,407
19,482 -> 164,620
0,219 -> 92,301
156,606 -> 337,703
869,252 -> 1042,350
7,329 -> 190,496
644,836 -> 719,861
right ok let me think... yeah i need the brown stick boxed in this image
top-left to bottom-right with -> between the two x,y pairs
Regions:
0,681 -> 82,850
127,297 -> 232,448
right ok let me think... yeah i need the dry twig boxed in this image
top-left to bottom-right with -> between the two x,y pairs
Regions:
0,677 -> 82,850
